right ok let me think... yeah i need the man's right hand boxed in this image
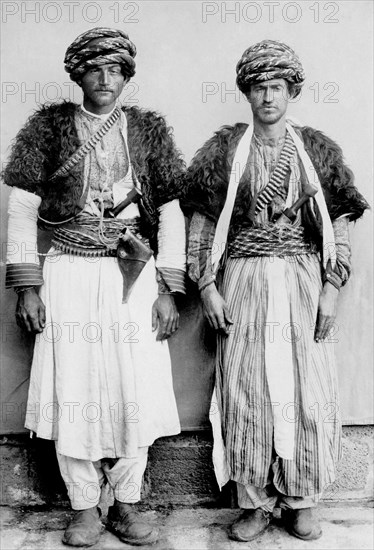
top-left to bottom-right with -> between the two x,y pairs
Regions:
15,288 -> 46,333
200,284 -> 233,335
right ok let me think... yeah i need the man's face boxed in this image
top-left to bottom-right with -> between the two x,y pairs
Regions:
246,78 -> 290,125
79,63 -> 127,114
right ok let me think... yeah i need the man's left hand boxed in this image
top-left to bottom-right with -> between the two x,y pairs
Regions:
315,282 -> 339,342
152,294 -> 179,341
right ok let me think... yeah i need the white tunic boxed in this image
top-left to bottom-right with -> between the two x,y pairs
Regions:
25,252 -> 181,460
8,106 -> 185,460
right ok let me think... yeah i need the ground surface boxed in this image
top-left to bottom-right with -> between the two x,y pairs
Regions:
0,503 -> 373,549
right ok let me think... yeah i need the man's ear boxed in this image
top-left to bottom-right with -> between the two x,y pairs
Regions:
285,82 -> 294,99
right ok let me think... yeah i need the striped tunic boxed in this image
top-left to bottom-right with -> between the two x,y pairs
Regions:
188,133 -> 351,495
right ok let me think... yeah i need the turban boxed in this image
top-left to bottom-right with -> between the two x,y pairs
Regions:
236,40 -> 305,98
64,27 -> 136,82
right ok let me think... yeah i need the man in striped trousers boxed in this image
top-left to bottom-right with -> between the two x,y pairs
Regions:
184,40 -> 368,542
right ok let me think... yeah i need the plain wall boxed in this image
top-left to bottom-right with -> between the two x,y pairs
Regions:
1,0 -> 373,432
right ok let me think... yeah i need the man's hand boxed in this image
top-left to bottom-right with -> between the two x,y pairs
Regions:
15,288 -> 46,334
200,283 -> 233,336
152,294 -> 179,341
315,282 -> 339,342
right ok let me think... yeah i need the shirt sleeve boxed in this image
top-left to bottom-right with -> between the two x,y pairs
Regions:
323,216 -> 352,289
333,216 -> 352,284
155,199 -> 186,294
5,187 -> 43,288
187,212 -> 217,291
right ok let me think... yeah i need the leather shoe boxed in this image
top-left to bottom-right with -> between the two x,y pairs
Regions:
229,508 -> 271,542
107,500 -> 159,546
282,508 -> 322,540
62,507 -> 103,547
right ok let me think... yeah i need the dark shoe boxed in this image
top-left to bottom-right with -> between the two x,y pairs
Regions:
62,507 -> 103,547
229,508 -> 271,542
107,501 -> 159,546
282,508 -> 322,540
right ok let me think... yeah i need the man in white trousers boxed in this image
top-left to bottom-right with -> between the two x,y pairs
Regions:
4,27 -> 186,547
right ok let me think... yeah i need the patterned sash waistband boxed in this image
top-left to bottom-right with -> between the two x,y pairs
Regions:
52,214 -> 145,257
228,224 -> 318,258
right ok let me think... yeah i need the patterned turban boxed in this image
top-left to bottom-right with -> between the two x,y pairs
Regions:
64,27 -> 136,82
236,40 -> 305,98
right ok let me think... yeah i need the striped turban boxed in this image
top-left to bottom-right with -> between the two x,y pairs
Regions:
64,27 -> 136,82
236,40 -> 305,98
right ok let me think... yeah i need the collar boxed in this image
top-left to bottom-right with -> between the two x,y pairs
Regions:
80,103 -> 118,120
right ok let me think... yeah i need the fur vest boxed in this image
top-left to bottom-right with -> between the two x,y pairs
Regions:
182,123 -> 369,241
3,102 -> 185,246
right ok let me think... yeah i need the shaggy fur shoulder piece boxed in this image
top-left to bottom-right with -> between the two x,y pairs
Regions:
300,126 -> 369,221
2,101 -> 83,223
124,105 -> 185,204
124,105 -> 186,246
182,123 -> 247,221
2,102 -> 185,228
182,122 -> 369,223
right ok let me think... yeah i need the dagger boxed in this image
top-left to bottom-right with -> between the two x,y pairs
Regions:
276,183 -> 317,225
106,187 -> 142,218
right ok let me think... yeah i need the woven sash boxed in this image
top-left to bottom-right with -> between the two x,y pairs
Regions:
51,214 -> 143,257
49,107 -> 121,182
229,225 -> 317,258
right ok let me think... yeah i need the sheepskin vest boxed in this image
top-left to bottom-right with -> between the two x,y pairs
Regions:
3,102 -> 185,246
182,123 -> 369,242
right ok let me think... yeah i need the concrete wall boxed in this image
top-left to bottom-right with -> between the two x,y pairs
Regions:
1,1 -> 373,434
1,427 -> 373,508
